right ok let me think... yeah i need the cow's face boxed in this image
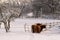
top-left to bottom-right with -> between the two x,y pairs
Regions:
41,25 -> 46,29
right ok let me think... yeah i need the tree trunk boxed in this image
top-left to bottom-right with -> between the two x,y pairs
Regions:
3,19 -> 10,32
8,20 -> 10,30
4,21 -> 8,32
0,23 -> 1,28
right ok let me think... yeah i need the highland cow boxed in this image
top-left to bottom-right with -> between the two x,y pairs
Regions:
31,23 -> 46,33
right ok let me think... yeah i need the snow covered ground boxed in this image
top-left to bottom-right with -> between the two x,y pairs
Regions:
0,18 -> 60,40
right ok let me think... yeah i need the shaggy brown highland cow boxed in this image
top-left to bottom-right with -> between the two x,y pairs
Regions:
31,23 -> 46,33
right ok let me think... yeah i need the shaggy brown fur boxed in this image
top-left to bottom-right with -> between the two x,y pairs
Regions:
31,23 -> 46,33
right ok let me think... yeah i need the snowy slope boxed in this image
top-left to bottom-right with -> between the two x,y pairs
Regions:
0,18 -> 60,40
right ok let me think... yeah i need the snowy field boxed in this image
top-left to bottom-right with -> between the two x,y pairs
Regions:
0,18 -> 60,40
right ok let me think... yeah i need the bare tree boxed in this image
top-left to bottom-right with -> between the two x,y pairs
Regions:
0,0 -> 32,32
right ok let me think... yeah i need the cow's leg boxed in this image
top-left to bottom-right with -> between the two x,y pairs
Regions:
32,26 -> 35,33
37,26 -> 41,33
31,25 -> 36,33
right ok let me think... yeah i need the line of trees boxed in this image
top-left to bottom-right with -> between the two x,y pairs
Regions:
31,0 -> 60,18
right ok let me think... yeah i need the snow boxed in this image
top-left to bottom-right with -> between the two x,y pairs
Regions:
27,12 -> 33,16
0,18 -> 60,40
